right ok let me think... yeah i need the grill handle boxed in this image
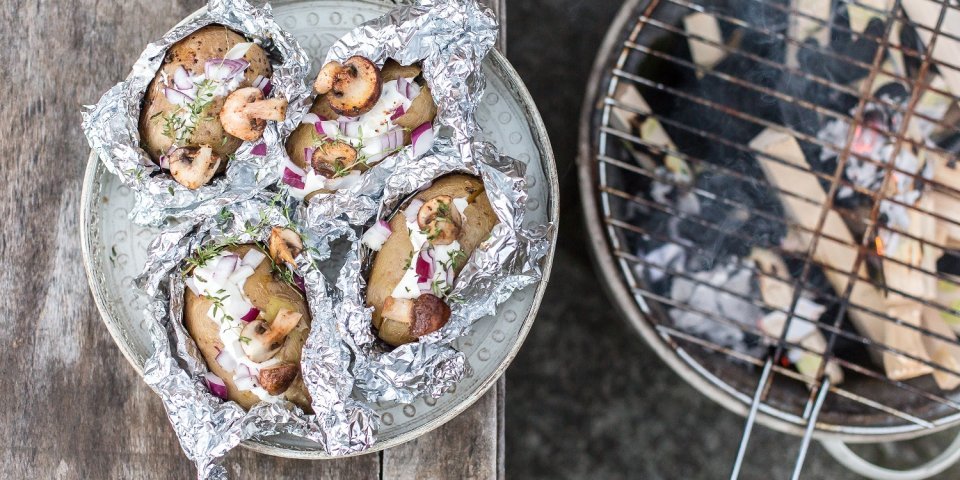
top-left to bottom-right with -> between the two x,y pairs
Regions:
820,434 -> 960,480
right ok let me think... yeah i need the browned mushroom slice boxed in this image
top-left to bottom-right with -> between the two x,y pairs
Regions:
257,363 -> 300,396
314,56 -> 382,117
268,227 -> 303,265
417,195 -> 462,246
411,294 -> 451,337
168,145 -> 222,190
311,140 -> 358,177
219,87 -> 288,141
240,308 -> 302,362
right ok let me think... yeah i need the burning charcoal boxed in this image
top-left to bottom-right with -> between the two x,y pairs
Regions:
899,22 -> 927,80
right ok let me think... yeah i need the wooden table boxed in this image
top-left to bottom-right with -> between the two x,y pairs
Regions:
0,0 -> 505,477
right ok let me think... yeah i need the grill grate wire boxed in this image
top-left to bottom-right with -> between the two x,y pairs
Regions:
587,0 -> 960,476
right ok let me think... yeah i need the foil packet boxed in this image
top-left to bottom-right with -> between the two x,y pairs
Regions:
136,194 -> 375,479
81,0 -> 310,227
280,0 -> 497,203
303,141 -> 551,403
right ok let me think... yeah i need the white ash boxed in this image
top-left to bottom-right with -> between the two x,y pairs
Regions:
668,258 -> 764,354
635,242 -> 686,283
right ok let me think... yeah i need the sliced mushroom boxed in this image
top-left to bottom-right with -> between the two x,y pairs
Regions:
240,308 -> 302,362
382,296 -> 415,326
219,87 -> 287,141
411,294 -> 451,337
168,145 -> 222,189
311,140 -> 358,177
257,363 -> 300,396
269,227 -> 303,265
313,56 -> 382,116
380,294 -> 451,340
417,195 -> 462,246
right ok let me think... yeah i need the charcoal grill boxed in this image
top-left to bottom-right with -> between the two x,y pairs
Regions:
578,0 -> 960,477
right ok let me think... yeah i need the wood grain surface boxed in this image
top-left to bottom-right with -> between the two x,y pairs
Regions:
0,0 -> 504,478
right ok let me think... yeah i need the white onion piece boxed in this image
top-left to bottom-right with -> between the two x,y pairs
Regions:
210,254 -> 239,283
240,307 -> 260,323
215,349 -> 238,372
403,199 -> 425,224
300,113 -> 321,125
282,168 -> 306,189
241,249 -> 266,269
453,197 -> 468,216
316,120 -> 340,137
184,277 -> 201,296
158,155 -> 170,170
361,220 -> 392,251
411,123 -> 434,157
234,374 -> 256,391
224,42 -> 254,60
338,119 -> 362,138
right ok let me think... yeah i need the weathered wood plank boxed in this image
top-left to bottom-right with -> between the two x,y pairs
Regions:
0,0 -> 503,477
380,380 -> 502,479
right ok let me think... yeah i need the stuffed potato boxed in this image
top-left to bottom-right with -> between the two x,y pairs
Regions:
183,230 -> 311,410
363,174 -> 498,346
282,58 -> 438,199
140,25 -> 287,190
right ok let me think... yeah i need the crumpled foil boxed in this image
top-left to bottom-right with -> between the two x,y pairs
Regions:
81,0 -> 310,226
136,194 -> 375,479
281,0 -> 497,204
303,140 -> 551,403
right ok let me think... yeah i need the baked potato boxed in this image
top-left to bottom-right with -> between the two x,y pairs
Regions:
184,239 -> 311,410
283,58 -> 438,198
364,174 -> 498,346
140,25 -> 287,189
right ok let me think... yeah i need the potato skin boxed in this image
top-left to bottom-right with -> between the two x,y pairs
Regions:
183,244 -> 312,411
367,174 -> 498,346
285,59 -> 436,171
139,25 -> 272,164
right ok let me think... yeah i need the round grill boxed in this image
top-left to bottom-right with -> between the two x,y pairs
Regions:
579,0 -> 960,475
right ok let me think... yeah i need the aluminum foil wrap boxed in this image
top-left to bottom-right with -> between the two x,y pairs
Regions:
303,140 -> 551,403
281,0 -> 497,206
136,194 -> 374,479
81,0 -> 310,226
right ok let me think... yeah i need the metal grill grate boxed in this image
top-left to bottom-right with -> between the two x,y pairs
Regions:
579,0 -> 960,477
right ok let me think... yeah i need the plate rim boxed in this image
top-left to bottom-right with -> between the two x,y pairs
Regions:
80,17 -> 558,460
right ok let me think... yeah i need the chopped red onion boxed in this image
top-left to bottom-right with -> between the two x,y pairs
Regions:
396,77 -> 420,100
403,199 -> 425,224
391,105 -> 406,120
163,87 -> 194,106
293,273 -> 305,293
158,155 -> 170,170
261,79 -> 273,96
316,120 -> 339,137
204,58 -> 249,83
173,66 -> 193,90
251,143 -> 267,156
300,113 -> 321,125
224,42 -> 254,60
203,373 -> 228,399
411,122 -> 434,157
365,128 -> 404,154
302,147 -> 316,168
415,247 -> 435,283
282,167 -> 305,189
215,349 -> 237,372
361,220 -> 393,251
240,307 -> 260,323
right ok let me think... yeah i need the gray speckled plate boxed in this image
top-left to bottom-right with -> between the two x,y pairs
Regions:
80,0 -> 557,459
